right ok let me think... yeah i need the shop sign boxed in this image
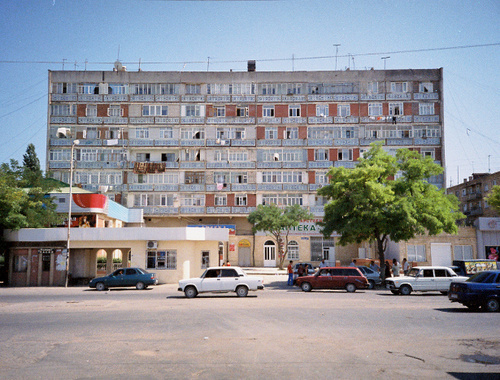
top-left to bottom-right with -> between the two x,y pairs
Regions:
238,239 -> 251,248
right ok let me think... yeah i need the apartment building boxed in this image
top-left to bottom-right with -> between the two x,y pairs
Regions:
448,171 -> 500,225
47,65 -> 445,268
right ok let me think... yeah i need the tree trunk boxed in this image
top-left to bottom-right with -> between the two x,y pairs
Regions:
377,237 -> 386,282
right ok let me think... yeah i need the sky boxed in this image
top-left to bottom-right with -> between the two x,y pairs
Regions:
0,0 -> 498,187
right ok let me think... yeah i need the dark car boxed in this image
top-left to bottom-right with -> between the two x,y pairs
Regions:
448,270 -> 500,312
357,266 -> 382,289
295,267 -> 369,293
89,268 -> 158,291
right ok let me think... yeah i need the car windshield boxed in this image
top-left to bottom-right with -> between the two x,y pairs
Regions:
407,268 -> 420,277
467,272 -> 495,283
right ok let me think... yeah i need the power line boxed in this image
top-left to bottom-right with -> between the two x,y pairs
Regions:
0,43 -> 498,67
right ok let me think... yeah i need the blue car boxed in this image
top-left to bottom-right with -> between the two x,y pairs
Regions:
89,267 -> 158,291
448,270 -> 500,312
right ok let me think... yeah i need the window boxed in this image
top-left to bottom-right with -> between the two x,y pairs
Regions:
236,106 -> 249,117
86,104 -> 97,117
389,103 -> 403,116
136,153 -> 150,162
421,150 -> 435,159
289,105 -> 301,117
391,82 -> 408,93
183,105 -> 204,117
182,194 -> 205,206
263,106 -> 275,117
232,173 -> 248,184
408,245 -> 426,262
262,194 -> 303,206
368,103 -> 383,116
42,253 -> 51,272
265,127 -> 278,140
453,245 -> 473,260
14,255 -> 28,272
147,250 -> 177,270
49,149 -> 71,161
201,251 -> 210,269
287,240 -> 299,260
85,127 -> 99,139
159,127 -> 173,139
185,172 -> 204,184
316,105 -> 329,117
315,149 -> 328,161
337,149 -> 353,161
107,127 -> 121,139
143,105 -> 167,116
215,195 -> 227,206
315,172 -> 329,185
285,127 -> 298,140
419,82 -> 433,93
108,105 -> 122,117
235,194 -> 247,206
229,151 -> 248,162
109,83 -> 128,94
132,83 -> 179,95
337,104 -> 350,117
181,128 -> 204,140
51,104 -> 76,116
185,84 -> 201,94
135,128 -> 149,139
368,81 -> 379,94
79,83 -> 99,94
52,82 -> 77,94
214,106 -> 225,117
419,103 -> 435,115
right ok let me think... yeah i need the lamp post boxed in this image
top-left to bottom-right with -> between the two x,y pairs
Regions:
65,139 -> 80,287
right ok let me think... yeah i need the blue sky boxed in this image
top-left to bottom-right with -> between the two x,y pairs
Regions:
0,0 -> 498,186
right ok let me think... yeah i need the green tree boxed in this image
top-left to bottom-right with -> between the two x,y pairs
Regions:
318,143 -> 463,280
486,185 -> 500,213
248,204 -> 314,269
22,143 -> 43,187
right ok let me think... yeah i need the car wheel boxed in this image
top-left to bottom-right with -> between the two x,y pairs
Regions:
368,280 -> 375,289
390,290 -> 400,295
301,282 -> 312,292
400,285 -> 412,295
95,282 -> 106,291
184,286 -> 198,299
136,282 -> 145,290
345,283 -> 356,293
236,286 -> 249,297
485,298 -> 499,312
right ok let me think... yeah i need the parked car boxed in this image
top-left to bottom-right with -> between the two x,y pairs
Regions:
292,262 -> 316,283
178,266 -> 264,298
89,268 -> 158,291
452,259 -> 498,277
357,266 -> 382,289
295,267 -> 369,293
448,270 -> 500,312
385,266 -> 468,295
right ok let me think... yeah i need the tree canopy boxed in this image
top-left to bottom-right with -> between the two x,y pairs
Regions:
248,204 -> 313,269
486,185 -> 500,214
318,143 -> 463,279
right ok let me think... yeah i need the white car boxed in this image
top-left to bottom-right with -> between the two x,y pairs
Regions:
385,266 -> 468,295
178,266 -> 264,298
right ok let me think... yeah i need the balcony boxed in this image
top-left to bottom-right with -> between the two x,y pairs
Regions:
334,116 -> 359,124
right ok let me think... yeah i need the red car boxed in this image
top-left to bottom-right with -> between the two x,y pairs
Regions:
295,267 -> 369,293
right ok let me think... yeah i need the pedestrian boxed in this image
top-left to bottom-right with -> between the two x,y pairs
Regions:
319,259 -> 327,268
287,261 -> 294,286
402,258 -> 409,276
392,258 -> 401,277
297,263 -> 305,277
370,260 -> 380,272
384,261 -> 391,279
350,259 -> 357,267
224,260 -> 231,266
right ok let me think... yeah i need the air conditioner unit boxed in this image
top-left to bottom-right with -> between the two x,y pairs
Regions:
147,241 -> 158,249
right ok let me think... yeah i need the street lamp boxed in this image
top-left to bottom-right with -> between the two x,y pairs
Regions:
65,139 -> 80,287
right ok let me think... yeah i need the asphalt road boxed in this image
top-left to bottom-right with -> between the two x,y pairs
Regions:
0,275 -> 499,380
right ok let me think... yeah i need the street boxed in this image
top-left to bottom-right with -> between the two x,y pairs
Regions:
0,275 -> 499,380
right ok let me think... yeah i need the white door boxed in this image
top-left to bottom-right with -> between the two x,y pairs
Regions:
324,247 -> 336,265
431,243 -> 452,266
264,241 -> 276,267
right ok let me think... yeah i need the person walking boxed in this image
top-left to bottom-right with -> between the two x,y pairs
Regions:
402,258 -> 409,275
384,261 -> 391,279
287,261 -> 294,286
392,258 -> 401,277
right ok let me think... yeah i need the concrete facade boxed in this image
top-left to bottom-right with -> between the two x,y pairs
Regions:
46,67 -> 445,268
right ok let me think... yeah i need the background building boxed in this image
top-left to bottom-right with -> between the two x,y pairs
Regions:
47,65 -> 445,267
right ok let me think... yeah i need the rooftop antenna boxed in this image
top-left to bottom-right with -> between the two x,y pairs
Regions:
117,45 -> 120,61
207,57 -> 210,71
333,44 -> 340,70
292,54 -> 295,71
